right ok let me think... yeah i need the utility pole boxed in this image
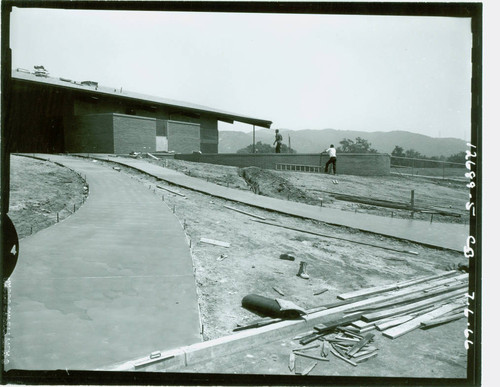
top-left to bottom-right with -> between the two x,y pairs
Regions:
252,125 -> 255,153
288,134 -> 291,153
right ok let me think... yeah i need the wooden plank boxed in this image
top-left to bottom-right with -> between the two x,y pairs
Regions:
321,340 -> 329,357
294,352 -> 329,362
338,271 -> 459,300
352,320 -> 373,329
420,312 -> 465,329
293,344 -> 320,352
293,331 -> 314,340
156,185 -> 185,197
352,347 -> 377,357
350,281 -> 467,313
288,352 -> 295,372
358,325 -> 376,333
316,273 -> 467,312
354,351 -> 378,363
300,361 -> 318,376
340,274 -> 468,315
147,152 -> 159,160
383,302 -> 464,339
346,333 -> 375,356
375,315 -> 416,331
330,347 -> 357,366
314,312 -> 364,333
223,205 -> 266,220
200,238 -> 230,248
362,286 -> 467,321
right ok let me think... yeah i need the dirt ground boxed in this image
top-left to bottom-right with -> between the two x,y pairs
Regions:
8,155 -> 468,377
144,158 -> 469,225
86,157 -> 467,343
8,155 -> 88,239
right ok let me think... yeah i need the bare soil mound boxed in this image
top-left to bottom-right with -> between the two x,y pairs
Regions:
9,155 -> 88,239
239,166 -> 318,204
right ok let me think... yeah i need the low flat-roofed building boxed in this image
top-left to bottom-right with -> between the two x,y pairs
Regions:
7,69 -> 272,154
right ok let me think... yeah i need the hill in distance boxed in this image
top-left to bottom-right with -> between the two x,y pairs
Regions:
219,129 -> 468,158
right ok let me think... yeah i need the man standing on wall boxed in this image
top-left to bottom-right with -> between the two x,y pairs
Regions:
273,129 -> 283,153
321,144 -> 337,175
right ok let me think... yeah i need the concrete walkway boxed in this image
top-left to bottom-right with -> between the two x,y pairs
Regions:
6,155 -> 201,370
89,155 -> 468,252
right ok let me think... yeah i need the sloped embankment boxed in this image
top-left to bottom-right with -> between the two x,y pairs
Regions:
238,166 -> 320,204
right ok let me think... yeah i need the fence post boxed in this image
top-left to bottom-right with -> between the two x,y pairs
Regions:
442,162 -> 445,179
410,190 -> 415,218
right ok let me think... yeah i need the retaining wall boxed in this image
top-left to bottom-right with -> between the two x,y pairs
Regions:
174,153 -> 391,176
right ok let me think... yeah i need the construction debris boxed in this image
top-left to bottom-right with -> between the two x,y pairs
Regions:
200,238 -> 230,248
294,352 -> 329,362
282,270 -> 467,370
420,312 -> 465,329
216,254 -> 228,261
146,152 -> 159,160
288,352 -> 295,372
272,287 -> 285,296
300,361 -> 318,375
223,204 -> 266,220
156,185 -> 185,197
297,261 -> 310,279
314,288 -> 329,296
279,253 -> 295,261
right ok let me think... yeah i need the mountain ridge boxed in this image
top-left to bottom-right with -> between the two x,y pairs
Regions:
219,129 -> 468,157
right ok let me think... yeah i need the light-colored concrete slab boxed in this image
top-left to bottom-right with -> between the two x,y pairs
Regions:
89,155 -> 468,252
6,155 -> 201,370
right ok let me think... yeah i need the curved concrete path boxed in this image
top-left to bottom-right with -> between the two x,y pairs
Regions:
88,154 -> 468,252
6,155 -> 201,370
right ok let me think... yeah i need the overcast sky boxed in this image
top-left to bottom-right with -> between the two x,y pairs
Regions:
10,7 -> 472,139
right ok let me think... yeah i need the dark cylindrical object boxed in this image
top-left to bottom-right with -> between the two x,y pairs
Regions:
242,294 -> 282,318
241,294 -> 302,319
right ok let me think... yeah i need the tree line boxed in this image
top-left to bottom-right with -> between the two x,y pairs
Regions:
236,136 -> 466,163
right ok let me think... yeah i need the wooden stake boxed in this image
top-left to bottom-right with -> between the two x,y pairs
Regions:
288,352 -> 295,372
295,352 -> 329,361
300,361 -> 317,375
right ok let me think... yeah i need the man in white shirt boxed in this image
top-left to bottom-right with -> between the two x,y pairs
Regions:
322,144 -> 337,174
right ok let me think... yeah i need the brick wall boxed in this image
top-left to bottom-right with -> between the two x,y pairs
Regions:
175,153 -> 391,176
113,114 -> 156,154
167,121 -> 200,153
65,114 -> 114,153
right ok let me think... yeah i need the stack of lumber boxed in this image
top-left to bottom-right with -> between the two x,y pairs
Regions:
296,270 -> 467,346
285,270 -> 467,372
337,271 -> 468,339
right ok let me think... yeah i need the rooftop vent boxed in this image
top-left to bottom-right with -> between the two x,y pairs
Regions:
33,65 -> 49,77
81,80 -> 98,88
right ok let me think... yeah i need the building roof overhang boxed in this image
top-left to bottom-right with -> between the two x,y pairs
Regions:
11,70 -> 273,128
